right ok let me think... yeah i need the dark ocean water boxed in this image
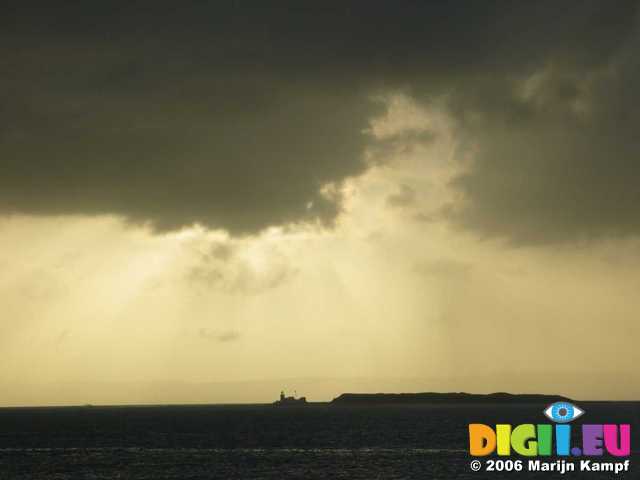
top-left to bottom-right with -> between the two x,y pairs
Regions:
0,402 -> 637,479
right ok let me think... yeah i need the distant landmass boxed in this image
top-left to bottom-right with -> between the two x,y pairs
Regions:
330,392 -> 570,405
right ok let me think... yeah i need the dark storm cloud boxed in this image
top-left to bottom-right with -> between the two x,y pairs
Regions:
1,1 -> 638,239
443,29 -> 640,245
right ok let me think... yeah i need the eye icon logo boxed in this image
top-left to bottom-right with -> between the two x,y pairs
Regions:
543,402 -> 585,423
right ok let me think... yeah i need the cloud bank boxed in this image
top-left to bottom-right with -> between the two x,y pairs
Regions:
1,1 -> 638,242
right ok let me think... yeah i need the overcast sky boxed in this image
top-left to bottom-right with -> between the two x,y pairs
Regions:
1,1 -> 639,405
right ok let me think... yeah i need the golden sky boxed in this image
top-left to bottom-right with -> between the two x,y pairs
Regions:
2,96 -> 639,405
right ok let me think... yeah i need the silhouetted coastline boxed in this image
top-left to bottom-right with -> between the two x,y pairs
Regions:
330,392 -> 570,405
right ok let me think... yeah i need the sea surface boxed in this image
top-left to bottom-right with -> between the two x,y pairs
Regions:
0,402 -> 637,479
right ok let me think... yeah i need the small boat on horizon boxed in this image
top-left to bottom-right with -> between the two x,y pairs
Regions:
274,390 -> 307,406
